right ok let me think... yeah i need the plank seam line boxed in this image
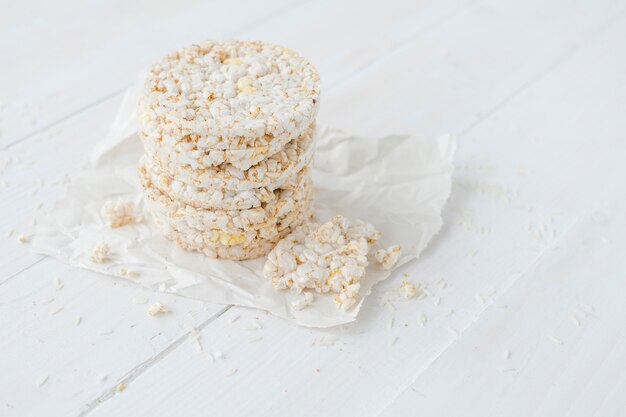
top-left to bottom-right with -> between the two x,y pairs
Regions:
3,0 -> 471,151
1,0 -> 311,152
76,304 -> 233,417
324,0 -> 477,92
373,213 -> 588,417
373,9 -> 626,416
459,5 -> 626,137
0,256 -> 45,286
1,87 -> 129,151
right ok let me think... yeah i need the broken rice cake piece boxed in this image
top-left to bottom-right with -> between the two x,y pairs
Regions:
375,245 -> 402,270
264,215 -> 381,311
90,243 -> 110,263
101,199 -> 137,228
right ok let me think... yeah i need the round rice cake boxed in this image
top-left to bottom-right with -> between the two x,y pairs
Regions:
137,40 -> 321,153
140,123 -> 315,171
149,197 -> 313,246
141,170 -> 314,235
138,158 -> 312,210
153,205 -> 314,260
145,128 -> 314,190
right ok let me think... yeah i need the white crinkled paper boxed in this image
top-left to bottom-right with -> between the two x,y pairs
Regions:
31,85 -> 455,328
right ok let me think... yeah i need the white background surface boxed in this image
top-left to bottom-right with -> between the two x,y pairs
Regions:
1,1 -> 625,416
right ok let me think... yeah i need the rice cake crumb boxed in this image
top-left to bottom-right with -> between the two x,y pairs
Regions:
375,245 -> 401,270
291,292 -> 314,311
147,302 -> 169,316
399,280 -> 417,299
138,40 -> 320,150
90,244 -> 110,263
416,312 -> 428,327
101,199 -> 137,228
119,267 -> 140,278
265,215 -> 380,311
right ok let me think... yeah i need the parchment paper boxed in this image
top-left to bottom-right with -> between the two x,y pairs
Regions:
31,85 -> 456,328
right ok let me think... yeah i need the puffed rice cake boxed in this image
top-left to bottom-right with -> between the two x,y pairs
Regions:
141,122 -> 316,171
145,127 -> 314,190
155,204 -> 314,260
139,158 -> 312,211
137,40 -> 320,160
138,40 -> 320,260
141,163 -> 314,239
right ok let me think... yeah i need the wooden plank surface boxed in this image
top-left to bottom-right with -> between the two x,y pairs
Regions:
1,0 -> 626,416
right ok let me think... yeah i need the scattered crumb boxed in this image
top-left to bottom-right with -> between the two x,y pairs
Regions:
549,336 -> 564,345
389,336 -> 398,346
230,314 -> 240,323
504,349 -> 511,360
387,317 -> 394,329
309,335 -> 339,347
291,292 -> 314,311
100,330 -> 114,336
74,316 -> 82,326
383,300 -> 396,311
225,368 -> 238,377
416,312 -> 428,327
579,303 -> 595,314
447,327 -> 460,337
474,293 -> 485,305
569,314 -> 581,327
147,302 -> 169,316
37,376 -> 49,387
115,383 -> 126,393
17,233 -> 29,244
90,244 -> 109,263
315,368 -> 320,373
375,245 -> 402,270
213,351 -> 224,360
245,322 -> 263,331
188,328 -> 203,353
436,277 -> 447,289
399,280 -> 418,299
446,309 -> 455,317
434,296 -> 442,307
37,298 -> 55,305
49,306 -> 64,316
119,267 -> 139,278
53,278 -> 63,291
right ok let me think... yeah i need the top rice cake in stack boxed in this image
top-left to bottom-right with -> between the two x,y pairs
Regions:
137,40 -> 321,260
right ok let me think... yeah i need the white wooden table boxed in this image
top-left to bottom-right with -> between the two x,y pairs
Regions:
2,1 -> 626,416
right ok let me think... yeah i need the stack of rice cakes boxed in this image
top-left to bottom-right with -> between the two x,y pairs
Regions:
138,40 -> 320,260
